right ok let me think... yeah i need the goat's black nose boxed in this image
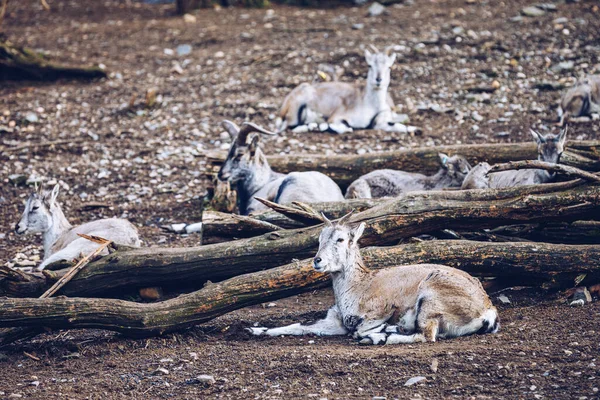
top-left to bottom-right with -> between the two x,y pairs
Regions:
376,77 -> 382,82
314,257 -> 322,264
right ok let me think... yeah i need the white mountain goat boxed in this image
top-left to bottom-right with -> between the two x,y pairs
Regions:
249,213 -> 499,345
218,120 -> 344,215
461,128 -> 568,189
276,46 -> 410,134
558,75 -> 600,126
345,153 -> 471,199
15,185 -> 141,271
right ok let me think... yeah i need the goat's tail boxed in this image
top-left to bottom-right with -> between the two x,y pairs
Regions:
477,307 -> 500,334
345,179 -> 372,199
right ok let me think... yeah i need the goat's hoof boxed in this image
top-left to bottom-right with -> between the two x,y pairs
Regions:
385,325 -> 401,334
246,327 -> 268,336
358,337 -> 373,345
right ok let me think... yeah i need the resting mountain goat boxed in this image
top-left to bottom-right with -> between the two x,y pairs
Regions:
249,213 -> 499,345
15,185 -> 141,271
217,121 -> 344,215
345,153 -> 471,199
558,75 -> 600,126
461,128 -> 568,189
276,46 -> 410,134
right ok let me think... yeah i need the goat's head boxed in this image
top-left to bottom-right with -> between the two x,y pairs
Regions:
15,184 -> 60,235
531,127 -> 568,164
461,162 -> 492,190
559,84 -> 590,126
217,120 -> 276,183
365,45 -> 396,91
313,211 -> 365,274
439,153 -> 472,184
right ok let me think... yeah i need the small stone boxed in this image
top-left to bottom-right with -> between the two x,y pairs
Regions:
163,48 -> 174,56
183,13 -> 196,23
352,23 -> 364,30
215,51 -> 225,58
8,395 -> 22,399
521,6 -> 546,17
171,63 -> 184,75
176,44 -> 192,56
498,294 -> 511,304
471,111 -> 484,122
25,112 -> 38,123
197,374 -> 216,385
372,397 -> 386,400
534,81 -> 565,91
536,3 -> 557,11
267,302 -> 277,307
431,358 -> 439,373
30,381 -> 39,387
553,17 -> 568,24
404,376 -> 426,386
551,61 -> 574,73
153,367 -> 169,375
367,2 -> 386,17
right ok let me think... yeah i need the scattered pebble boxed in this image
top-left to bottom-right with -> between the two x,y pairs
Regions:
404,376 -> 426,386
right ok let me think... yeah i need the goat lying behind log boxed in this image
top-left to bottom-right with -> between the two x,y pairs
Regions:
345,153 -> 471,199
250,213 -> 499,345
558,75 -> 600,126
15,185 -> 141,271
461,128 -> 568,189
218,120 -> 344,215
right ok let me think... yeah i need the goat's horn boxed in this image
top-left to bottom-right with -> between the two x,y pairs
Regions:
221,120 -> 240,141
337,209 -> 355,225
368,44 -> 379,53
384,45 -> 395,56
237,122 -> 276,144
321,212 -> 333,227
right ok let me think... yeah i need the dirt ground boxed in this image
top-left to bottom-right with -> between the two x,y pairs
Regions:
1,0 -> 600,398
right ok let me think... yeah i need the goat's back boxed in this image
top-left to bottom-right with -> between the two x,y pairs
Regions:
347,169 -> 427,198
51,218 -> 141,253
275,171 -> 344,204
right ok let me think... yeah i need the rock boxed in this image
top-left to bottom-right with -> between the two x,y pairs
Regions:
8,394 -> 22,399
215,51 -> 225,58
171,62 -> 184,75
498,294 -> 511,304
352,23 -> 364,30
534,81 -> 565,91
372,397 -> 386,400
404,376 -> 426,386
25,112 -> 38,123
431,358 -> 439,373
536,3 -> 557,11
183,13 -> 196,23
163,48 -> 174,56
30,381 -> 40,387
177,44 -> 192,56
367,2 -> 386,17
9,174 -> 27,186
153,367 -> 169,375
554,17 -> 568,24
551,61 -> 574,73
197,374 -> 216,385
471,111 -> 484,122
521,6 -> 546,17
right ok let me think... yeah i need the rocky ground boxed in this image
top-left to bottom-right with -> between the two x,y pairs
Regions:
0,0 -> 599,398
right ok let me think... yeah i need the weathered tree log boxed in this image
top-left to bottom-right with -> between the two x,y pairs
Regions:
487,221 -> 600,244
488,160 -> 600,182
1,240 -> 599,345
205,141 -> 600,189
1,178 -> 599,299
0,39 -> 107,81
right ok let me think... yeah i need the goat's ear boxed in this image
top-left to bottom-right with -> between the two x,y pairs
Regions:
530,129 -> 544,145
351,223 -> 366,246
49,184 -> 60,208
365,49 -> 374,65
248,134 -> 260,155
438,153 -> 449,167
558,125 -> 568,147
386,53 -> 397,66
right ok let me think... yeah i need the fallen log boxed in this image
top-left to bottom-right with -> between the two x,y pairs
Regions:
488,221 -> 600,244
1,240 -> 599,345
488,160 -> 600,182
204,141 -> 600,188
1,178 -> 598,299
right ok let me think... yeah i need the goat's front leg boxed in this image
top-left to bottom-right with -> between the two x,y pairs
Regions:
248,306 -> 348,337
354,320 -> 426,345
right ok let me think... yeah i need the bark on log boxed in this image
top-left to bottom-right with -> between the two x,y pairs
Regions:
1,241 -> 599,344
488,221 -> 600,244
0,40 -> 107,81
2,180 -> 599,298
205,141 -> 600,189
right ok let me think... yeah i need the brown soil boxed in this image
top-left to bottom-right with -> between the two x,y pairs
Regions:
1,0 -> 599,398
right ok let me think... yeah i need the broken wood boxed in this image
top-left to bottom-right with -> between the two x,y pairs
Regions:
2,180 -> 600,298
204,141 -> 600,188
488,160 -> 600,182
1,240 -> 599,345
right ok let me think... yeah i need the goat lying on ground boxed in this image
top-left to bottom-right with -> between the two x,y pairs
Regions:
276,46 -> 412,134
345,153 -> 471,199
461,128 -> 568,189
249,213 -> 499,345
558,75 -> 600,126
15,185 -> 141,271
218,120 -> 344,215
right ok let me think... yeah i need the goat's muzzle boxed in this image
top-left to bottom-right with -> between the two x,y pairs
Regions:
313,257 -> 325,272
15,224 -> 26,235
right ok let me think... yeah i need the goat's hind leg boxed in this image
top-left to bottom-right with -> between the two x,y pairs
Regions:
248,306 -> 348,337
357,324 -> 426,345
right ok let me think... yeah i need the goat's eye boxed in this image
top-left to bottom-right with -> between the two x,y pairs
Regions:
30,206 -> 38,212
337,238 -> 344,243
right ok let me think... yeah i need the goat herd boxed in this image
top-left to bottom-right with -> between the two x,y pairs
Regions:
13,46 -> 600,345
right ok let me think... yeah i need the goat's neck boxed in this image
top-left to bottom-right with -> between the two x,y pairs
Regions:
330,251 -> 370,307
236,153 -> 282,209
534,169 -> 553,184
43,206 -> 73,256
362,81 -> 390,111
